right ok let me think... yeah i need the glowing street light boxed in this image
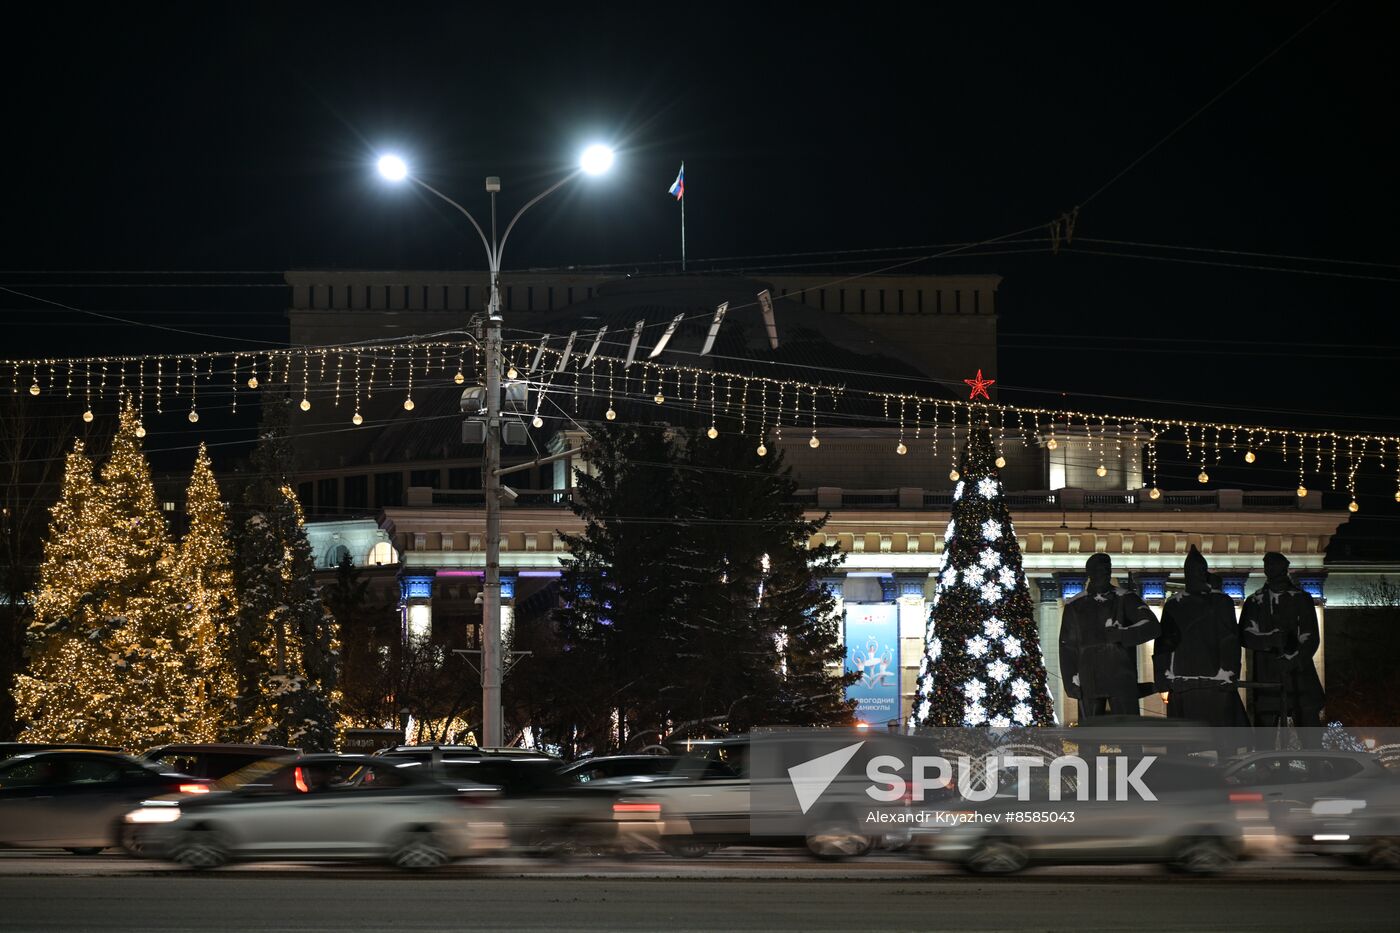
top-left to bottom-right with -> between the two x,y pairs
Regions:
376,153 -> 409,182
579,143 -> 615,176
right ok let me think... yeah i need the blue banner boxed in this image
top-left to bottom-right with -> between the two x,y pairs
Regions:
845,603 -> 900,725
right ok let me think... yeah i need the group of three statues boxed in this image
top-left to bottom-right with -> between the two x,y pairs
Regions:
1059,549 -> 1323,734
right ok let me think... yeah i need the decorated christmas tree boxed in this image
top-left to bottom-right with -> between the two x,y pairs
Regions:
18,403 -> 194,746
173,443 -> 240,741
910,427 -> 1056,728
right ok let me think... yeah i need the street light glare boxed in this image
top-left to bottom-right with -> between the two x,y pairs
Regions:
579,144 -> 614,176
377,154 -> 409,182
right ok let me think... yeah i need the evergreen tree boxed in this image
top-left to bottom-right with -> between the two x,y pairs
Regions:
173,443 -> 240,741
14,441 -> 125,743
17,404 -> 193,746
231,395 -> 339,750
911,428 -> 1055,728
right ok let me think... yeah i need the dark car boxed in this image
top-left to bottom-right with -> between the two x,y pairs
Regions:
1,743 -> 121,761
0,750 -> 209,854
140,743 -> 299,780
558,755 -> 677,785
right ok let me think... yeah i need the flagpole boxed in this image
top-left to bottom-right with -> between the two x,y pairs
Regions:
680,192 -> 686,273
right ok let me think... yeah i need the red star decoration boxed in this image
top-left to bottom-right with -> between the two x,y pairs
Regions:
964,369 -> 995,400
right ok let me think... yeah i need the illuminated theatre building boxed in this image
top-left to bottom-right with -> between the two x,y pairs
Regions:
285,271 -> 1374,727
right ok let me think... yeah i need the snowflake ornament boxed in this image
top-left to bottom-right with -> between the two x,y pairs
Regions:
983,617 -> 1006,639
918,698 -> 932,721
953,480 -> 965,501
919,654 -> 930,677
980,581 -> 1002,604
944,519 -> 957,542
989,715 -> 1011,729
978,477 -> 999,499
963,566 -> 986,588
1013,703 -> 1033,726
1010,678 -> 1031,701
964,701 -> 988,726
987,659 -> 1012,682
979,548 -> 1002,570
930,637 -> 942,660
998,566 -> 1018,590
1002,636 -> 1023,658
982,519 -> 1002,541
966,635 -> 990,658
962,679 -> 986,701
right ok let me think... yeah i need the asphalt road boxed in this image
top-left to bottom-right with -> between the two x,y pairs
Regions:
1,854 -> 1397,932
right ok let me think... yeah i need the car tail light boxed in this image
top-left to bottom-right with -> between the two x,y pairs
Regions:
613,801 -> 661,816
1229,792 -> 1264,803
178,783 -> 210,794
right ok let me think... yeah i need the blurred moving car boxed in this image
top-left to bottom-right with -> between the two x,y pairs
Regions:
558,754 -> 676,785
139,743 -> 298,780
1221,749 -> 1400,868
613,734 -> 926,861
128,754 -> 506,870
0,750 -> 208,854
378,747 -> 654,855
920,758 -> 1243,875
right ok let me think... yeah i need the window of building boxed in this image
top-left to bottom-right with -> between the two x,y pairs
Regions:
410,468 -> 441,489
448,467 -> 481,489
345,475 -> 368,510
317,478 -> 339,512
297,482 -> 313,513
375,472 -> 403,508
367,541 -> 397,566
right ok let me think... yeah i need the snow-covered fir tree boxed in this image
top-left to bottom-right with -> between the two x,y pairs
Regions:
910,427 -> 1055,728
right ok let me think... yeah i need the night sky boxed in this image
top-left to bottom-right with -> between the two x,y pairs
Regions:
3,2 -> 1398,546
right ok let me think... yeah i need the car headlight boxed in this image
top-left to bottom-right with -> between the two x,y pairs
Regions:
125,806 -> 183,824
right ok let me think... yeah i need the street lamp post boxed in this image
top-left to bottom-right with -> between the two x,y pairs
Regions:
378,145 -> 614,747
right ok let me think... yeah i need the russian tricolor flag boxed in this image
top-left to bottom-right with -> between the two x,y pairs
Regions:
668,163 -> 684,200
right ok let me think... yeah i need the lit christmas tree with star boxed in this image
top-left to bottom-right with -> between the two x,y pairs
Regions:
910,426 -> 1055,729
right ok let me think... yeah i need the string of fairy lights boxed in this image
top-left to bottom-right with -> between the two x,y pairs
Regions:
6,335 -> 1400,511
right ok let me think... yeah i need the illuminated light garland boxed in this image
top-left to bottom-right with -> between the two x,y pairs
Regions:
7,335 -> 1400,503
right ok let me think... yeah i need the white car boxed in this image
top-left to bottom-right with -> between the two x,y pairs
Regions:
126,754 -> 507,870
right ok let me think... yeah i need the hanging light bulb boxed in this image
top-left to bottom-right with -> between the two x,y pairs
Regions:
707,426 -> 719,439
1349,500 -> 1360,513
1149,486 -> 1161,500
532,415 -> 544,428
605,407 -> 616,421
247,375 -> 259,389
507,366 -> 518,380
1046,437 -> 1058,450
454,371 -> 465,385
809,434 -> 820,449
352,411 -> 363,426
654,393 -> 665,404
1244,450 -> 1256,464
403,397 -> 415,411
1394,489 -> 1400,504
1297,484 -> 1308,498
757,443 -> 768,457
28,382 -> 39,396
1198,470 -> 1210,483
188,410 -> 199,423
1096,464 -> 1108,478
995,455 -> 1007,469
135,424 -> 146,438
82,409 -> 94,423
896,442 -> 908,456
949,468 -> 960,482
299,398 -> 311,412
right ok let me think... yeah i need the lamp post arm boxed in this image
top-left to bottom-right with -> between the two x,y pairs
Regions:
410,177 -> 495,267
496,169 -> 581,266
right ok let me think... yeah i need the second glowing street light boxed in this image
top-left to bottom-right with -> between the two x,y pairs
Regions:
378,144 -> 614,747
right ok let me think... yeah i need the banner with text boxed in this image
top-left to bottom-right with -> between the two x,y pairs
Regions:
845,603 -> 900,725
